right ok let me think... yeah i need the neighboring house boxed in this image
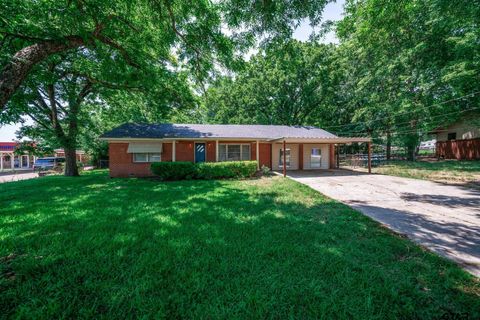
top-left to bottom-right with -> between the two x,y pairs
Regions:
53,149 -> 88,163
431,118 -> 480,160
101,123 -> 370,178
0,142 -> 36,171
0,143 -> 88,171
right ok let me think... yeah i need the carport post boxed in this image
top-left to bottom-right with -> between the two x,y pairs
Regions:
368,142 -> 372,174
283,140 -> 286,177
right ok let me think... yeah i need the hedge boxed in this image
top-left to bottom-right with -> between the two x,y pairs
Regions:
195,161 -> 258,180
150,161 -> 258,180
150,162 -> 196,180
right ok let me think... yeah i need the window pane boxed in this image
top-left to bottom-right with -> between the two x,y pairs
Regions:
227,145 -> 241,161
279,149 -> 290,166
133,153 -> 148,162
311,148 -> 321,168
149,153 -> 161,162
241,145 -> 250,160
219,144 -> 227,161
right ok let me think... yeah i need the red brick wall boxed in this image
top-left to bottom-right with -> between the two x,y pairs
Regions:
259,143 -> 271,169
329,144 -> 335,169
176,141 -> 194,162
162,143 -> 173,162
109,140 -> 276,177
109,143 -> 152,177
206,142 -> 216,162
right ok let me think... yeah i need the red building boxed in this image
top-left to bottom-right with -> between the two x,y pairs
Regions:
101,123 -> 370,178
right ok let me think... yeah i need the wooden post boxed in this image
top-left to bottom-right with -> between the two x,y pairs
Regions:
0,154 -> 3,171
283,140 -> 286,177
256,140 -> 260,169
368,142 -> 372,174
172,140 -> 176,162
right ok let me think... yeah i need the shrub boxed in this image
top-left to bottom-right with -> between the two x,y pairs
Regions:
151,162 -> 196,180
150,161 -> 258,180
195,161 -> 258,180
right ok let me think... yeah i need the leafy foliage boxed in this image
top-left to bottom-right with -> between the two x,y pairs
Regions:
151,161 -> 196,180
194,161 -> 258,179
150,160 -> 258,180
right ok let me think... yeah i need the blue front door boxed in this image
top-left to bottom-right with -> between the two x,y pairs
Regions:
195,143 -> 206,163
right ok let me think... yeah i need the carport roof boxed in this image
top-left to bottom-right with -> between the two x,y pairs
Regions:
101,123 -> 370,143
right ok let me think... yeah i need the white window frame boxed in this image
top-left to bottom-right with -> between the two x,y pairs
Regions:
279,148 -> 291,167
133,153 -> 161,163
218,143 -> 251,162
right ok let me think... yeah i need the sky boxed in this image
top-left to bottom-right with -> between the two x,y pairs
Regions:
0,0 -> 345,142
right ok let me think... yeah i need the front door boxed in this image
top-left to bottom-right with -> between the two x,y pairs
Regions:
195,143 -> 206,163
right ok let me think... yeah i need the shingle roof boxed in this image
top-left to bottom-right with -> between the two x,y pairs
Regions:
101,123 -> 338,140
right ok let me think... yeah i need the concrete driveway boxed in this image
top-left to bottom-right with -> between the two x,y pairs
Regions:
287,170 -> 480,277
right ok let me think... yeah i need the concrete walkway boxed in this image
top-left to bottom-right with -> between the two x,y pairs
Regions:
287,170 -> 480,277
0,171 -> 38,183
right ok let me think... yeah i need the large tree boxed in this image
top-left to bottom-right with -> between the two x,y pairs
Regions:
1,0 -> 333,175
203,40 -> 337,126
0,0 -> 331,109
333,0 -> 480,160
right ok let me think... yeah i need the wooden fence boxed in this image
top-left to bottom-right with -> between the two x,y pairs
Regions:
436,138 -> 480,160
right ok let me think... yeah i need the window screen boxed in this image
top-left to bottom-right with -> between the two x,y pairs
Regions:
133,153 -> 148,162
218,144 -> 251,161
279,149 -> 291,167
311,148 -> 321,168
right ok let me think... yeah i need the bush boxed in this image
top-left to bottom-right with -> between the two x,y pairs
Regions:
195,161 -> 258,180
150,161 -> 258,180
151,162 -> 196,180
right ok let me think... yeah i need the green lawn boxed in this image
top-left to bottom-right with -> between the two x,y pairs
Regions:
371,160 -> 480,188
1,171 -> 479,318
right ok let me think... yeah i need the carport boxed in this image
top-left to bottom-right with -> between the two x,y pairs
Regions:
269,137 -> 372,177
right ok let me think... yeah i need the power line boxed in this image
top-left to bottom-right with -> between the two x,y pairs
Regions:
332,105 -> 480,136
323,90 -> 480,131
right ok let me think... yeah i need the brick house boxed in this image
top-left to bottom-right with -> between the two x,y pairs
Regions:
101,123 -> 371,178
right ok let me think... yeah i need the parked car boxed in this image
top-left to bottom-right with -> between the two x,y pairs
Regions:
33,157 -> 65,171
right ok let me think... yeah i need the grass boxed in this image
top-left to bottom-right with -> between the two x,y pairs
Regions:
0,171 -> 479,319
365,160 -> 480,188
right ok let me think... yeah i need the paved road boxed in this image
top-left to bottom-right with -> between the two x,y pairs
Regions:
0,171 -> 38,183
288,170 -> 480,277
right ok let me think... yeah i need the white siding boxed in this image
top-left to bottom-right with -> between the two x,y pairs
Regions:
303,144 -> 330,169
272,143 -> 299,170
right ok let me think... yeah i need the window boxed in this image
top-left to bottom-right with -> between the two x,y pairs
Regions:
279,148 -> 291,167
133,153 -> 161,163
310,148 -> 321,168
447,132 -> 457,140
218,144 -> 251,161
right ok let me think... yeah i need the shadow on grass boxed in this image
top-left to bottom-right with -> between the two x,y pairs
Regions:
0,171 -> 479,319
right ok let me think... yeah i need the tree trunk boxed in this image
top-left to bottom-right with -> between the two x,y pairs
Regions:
406,144 -> 416,161
0,36 -> 84,109
64,147 -> 79,177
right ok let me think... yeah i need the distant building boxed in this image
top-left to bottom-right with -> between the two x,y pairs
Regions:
431,118 -> 480,160
0,142 -> 88,171
0,142 -> 35,171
